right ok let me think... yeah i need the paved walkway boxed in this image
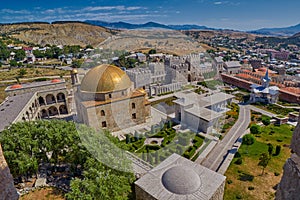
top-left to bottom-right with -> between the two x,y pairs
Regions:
199,105 -> 251,172
217,128 -> 250,174
247,105 -> 277,118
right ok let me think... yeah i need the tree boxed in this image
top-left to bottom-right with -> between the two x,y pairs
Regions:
14,49 -> 26,61
258,153 -> 270,175
242,134 -> 255,154
262,115 -> 271,126
33,50 -> 45,58
250,124 -> 261,135
19,68 -> 27,78
267,143 -> 274,156
9,60 -> 18,67
148,49 -> 156,54
66,157 -> 134,200
125,134 -> 131,144
275,145 -> 281,156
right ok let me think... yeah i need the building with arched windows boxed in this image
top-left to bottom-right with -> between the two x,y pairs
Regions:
0,79 -> 70,132
75,64 -> 150,131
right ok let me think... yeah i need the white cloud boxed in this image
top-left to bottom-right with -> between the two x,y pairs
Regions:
214,1 -> 223,5
1,9 -> 31,14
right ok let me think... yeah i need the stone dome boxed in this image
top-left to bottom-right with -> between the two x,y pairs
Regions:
161,165 -> 201,195
80,64 -> 132,93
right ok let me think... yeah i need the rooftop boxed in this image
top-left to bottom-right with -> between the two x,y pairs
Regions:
5,79 -> 65,92
0,93 -> 35,132
225,61 -> 241,68
135,153 -> 226,200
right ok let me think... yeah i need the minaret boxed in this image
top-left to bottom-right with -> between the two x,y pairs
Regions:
262,69 -> 271,88
70,69 -> 79,85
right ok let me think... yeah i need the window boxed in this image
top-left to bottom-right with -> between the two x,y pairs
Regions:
109,94 -> 112,99
132,113 -> 136,119
132,103 -> 136,109
102,121 -> 107,127
101,110 -> 105,116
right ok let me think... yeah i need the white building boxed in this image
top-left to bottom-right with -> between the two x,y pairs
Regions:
173,91 -> 234,133
250,69 -> 279,104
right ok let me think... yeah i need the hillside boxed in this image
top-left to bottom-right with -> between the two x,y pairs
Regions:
0,22 -> 114,47
183,30 -> 258,41
99,29 -> 205,55
250,23 -> 300,36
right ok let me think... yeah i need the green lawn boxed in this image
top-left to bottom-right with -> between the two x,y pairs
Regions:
224,124 -> 294,200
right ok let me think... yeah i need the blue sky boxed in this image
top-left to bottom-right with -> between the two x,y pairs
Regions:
0,0 -> 300,30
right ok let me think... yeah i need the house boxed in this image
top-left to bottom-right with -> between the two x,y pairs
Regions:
224,61 -> 241,74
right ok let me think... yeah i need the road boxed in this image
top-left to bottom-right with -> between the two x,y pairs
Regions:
199,104 -> 251,172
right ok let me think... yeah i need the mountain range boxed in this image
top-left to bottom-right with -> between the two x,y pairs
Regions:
249,23 -> 300,36
85,20 -> 215,31
85,20 -> 300,36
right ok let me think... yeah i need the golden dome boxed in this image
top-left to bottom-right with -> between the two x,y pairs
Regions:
72,69 -> 78,74
80,64 -> 132,93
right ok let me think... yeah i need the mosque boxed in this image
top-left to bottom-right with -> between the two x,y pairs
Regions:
75,64 -> 150,131
249,69 -> 279,104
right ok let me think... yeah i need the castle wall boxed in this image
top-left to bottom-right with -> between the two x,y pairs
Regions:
0,144 -> 19,200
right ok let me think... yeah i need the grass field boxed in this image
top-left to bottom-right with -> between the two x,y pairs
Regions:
0,68 -> 69,81
224,124 -> 294,200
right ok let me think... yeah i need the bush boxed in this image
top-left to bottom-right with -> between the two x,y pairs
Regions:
262,115 -> 271,126
227,180 -> 233,184
235,158 -> 243,165
250,124 -> 261,134
236,194 -> 243,199
234,152 -> 241,158
274,145 -> 281,156
274,172 -> 280,176
248,186 -> 255,190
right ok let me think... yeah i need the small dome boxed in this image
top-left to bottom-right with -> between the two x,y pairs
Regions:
10,84 -> 22,89
51,79 -> 61,83
161,165 -> 201,195
80,64 -> 132,93
71,69 -> 78,74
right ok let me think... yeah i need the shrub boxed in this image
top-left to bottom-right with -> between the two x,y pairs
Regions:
235,158 -> 243,165
274,172 -> 280,176
227,180 -> 233,184
248,186 -> 255,190
250,124 -> 261,134
262,115 -> 271,126
234,152 -> 241,158
236,194 -> 243,199
275,145 -> 281,156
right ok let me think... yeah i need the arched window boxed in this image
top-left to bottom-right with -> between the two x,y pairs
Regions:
57,93 -> 66,102
101,110 -> 105,116
102,121 -> 107,128
38,96 -> 45,105
132,103 -> 136,109
46,94 -> 56,104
